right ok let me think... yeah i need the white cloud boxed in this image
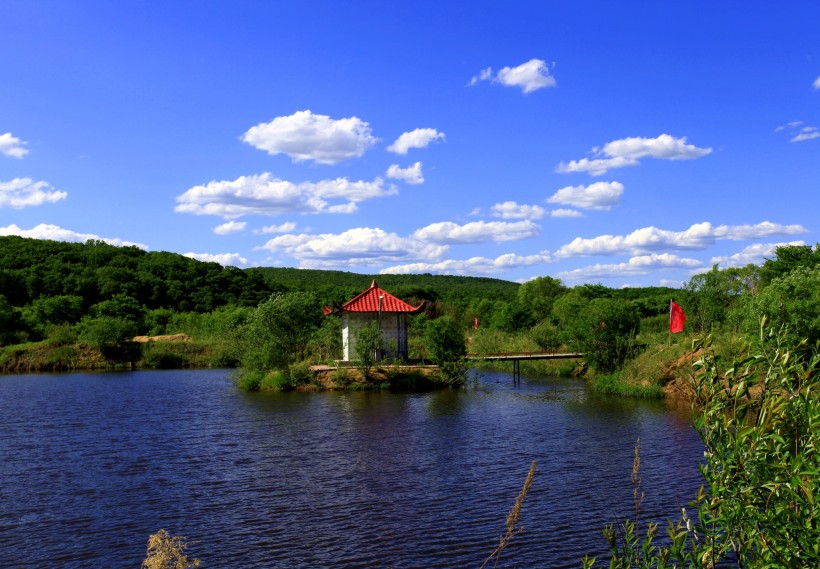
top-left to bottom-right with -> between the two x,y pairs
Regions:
557,134 -> 712,175
791,130 -> 820,143
468,67 -> 493,86
254,222 -> 297,235
412,220 -> 540,244
710,241 -> 806,267
556,221 -> 807,257
0,178 -> 67,208
241,110 -> 377,165
775,121 -> 820,142
469,59 -> 556,94
547,181 -> 624,210
0,133 -> 28,158
257,227 -> 447,268
713,221 -> 807,240
386,162 -> 424,184
491,201 -> 546,220
183,252 -> 249,267
549,208 -> 584,218
387,128 -> 445,154
381,251 -> 552,276
175,173 -> 396,219
0,223 -> 146,248
558,253 -> 703,281
814,75 -> 820,90
213,221 -> 246,235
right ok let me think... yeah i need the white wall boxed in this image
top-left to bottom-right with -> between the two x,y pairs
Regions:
341,312 -> 409,361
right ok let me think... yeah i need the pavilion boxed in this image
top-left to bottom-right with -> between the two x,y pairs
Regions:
324,280 -> 425,361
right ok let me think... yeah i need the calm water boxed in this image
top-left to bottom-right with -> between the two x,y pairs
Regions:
0,369 -> 703,568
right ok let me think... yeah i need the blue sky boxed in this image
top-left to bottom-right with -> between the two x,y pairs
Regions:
2,2 -> 818,287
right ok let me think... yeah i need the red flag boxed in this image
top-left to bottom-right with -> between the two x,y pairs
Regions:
474,316 -> 479,330
670,300 -> 686,333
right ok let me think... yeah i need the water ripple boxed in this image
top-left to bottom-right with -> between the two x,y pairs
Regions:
0,369 -> 703,568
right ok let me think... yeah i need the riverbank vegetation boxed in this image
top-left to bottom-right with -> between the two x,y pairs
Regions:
584,324 -> 820,568
3,235 -> 820,399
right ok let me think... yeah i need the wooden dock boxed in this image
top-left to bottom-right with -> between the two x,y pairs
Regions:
466,351 -> 584,382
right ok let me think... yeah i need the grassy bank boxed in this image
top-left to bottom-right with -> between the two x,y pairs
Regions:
0,337 -> 235,374
584,331 -> 754,399
235,363 -> 455,392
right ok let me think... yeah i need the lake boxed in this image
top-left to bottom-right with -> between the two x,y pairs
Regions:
0,369 -> 703,568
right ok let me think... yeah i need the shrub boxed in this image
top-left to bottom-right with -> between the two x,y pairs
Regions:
586,325 -> 820,568
425,316 -> 468,385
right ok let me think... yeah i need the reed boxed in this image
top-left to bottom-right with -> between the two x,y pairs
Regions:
481,460 -> 537,569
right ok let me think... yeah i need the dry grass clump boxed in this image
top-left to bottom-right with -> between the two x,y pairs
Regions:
141,529 -> 200,569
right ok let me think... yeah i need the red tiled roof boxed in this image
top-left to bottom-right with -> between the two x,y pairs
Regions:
335,280 -> 425,314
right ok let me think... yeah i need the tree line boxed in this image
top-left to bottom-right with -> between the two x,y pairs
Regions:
3,235 -> 820,384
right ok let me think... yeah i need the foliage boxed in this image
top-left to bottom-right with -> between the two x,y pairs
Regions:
590,373 -> 664,399
759,243 -> 820,285
0,294 -> 23,346
563,298 -> 642,373
530,318 -> 561,351
236,292 -> 322,375
141,529 -> 200,569
309,316 -> 342,363
740,265 -> 820,344
587,326 -> 820,568
425,316 -> 468,385
354,320 -> 382,380
0,235 -> 272,314
685,265 -> 733,333
517,276 -> 566,322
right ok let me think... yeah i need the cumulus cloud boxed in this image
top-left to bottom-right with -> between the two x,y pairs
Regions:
558,253 -> 703,281
0,133 -> 28,158
183,252 -> 249,267
713,221 -> 808,240
213,221 -> 246,235
547,181 -> 624,210
175,173 -> 396,219
0,223 -> 146,248
491,201 -> 546,220
254,222 -> 297,235
814,75 -> 820,90
386,162 -> 424,184
241,110 -> 377,165
557,134 -> 711,175
257,227 -> 447,269
381,251 -> 552,276
387,128 -> 445,154
556,221 -> 807,258
469,59 -> 556,94
412,220 -> 540,244
0,178 -> 67,208
710,241 -> 806,267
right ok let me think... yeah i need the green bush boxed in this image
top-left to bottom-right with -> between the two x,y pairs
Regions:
586,325 -> 820,568
563,298 -> 642,373
258,370 -> 289,391
141,343 -> 188,369
425,316 -> 468,385
288,361 -> 313,387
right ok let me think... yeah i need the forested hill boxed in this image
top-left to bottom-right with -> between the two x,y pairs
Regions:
0,235 -> 272,312
0,236 -> 519,309
248,267 -> 520,308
